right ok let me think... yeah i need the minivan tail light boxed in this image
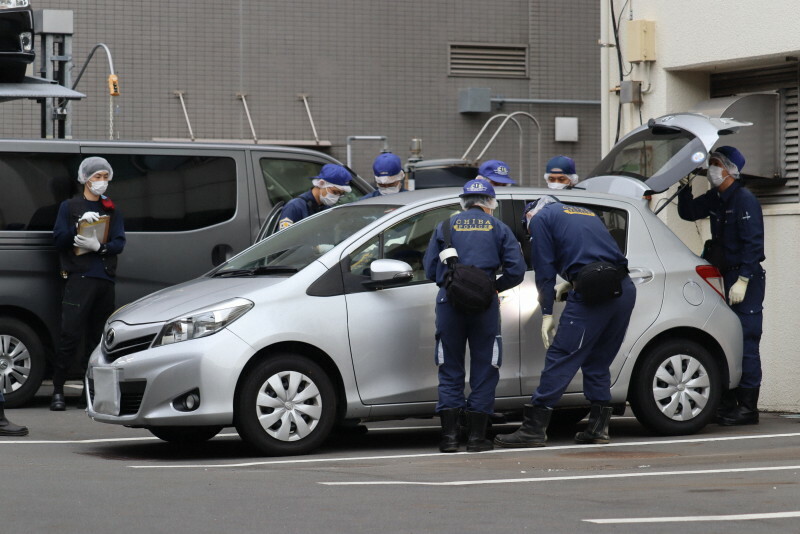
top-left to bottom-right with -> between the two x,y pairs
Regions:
696,265 -> 725,299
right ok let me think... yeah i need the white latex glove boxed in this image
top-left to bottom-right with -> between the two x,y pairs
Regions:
555,281 -> 572,302
74,229 -> 101,252
728,276 -> 749,305
78,211 -> 101,224
541,314 -> 555,350
679,176 -> 690,186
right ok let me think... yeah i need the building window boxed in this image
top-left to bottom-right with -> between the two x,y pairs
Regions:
448,43 -> 528,78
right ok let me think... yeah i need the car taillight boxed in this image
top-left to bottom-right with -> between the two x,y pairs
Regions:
696,265 -> 725,299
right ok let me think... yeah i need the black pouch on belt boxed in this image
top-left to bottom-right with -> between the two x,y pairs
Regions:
573,262 -> 627,305
702,239 -> 727,271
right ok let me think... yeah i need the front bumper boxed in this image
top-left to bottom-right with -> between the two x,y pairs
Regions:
86,328 -> 255,427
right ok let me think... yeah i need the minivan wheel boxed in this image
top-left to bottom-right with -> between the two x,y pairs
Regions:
148,426 -> 224,444
0,318 -> 46,408
235,354 -> 336,456
629,339 -> 720,436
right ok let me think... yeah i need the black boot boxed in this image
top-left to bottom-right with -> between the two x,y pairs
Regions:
438,408 -> 461,453
494,404 -> 551,448
575,404 -> 613,444
465,411 -> 493,452
50,393 -> 66,411
719,387 -> 759,426
0,403 -> 28,437
716,388 -> 738,424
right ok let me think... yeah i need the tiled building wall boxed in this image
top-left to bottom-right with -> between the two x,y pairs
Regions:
0,0 -> 600,183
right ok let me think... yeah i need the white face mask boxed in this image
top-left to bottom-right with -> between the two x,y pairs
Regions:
379,184 -> 401,195
320,191 -> 341,206
547,182 -> 568,190
88,181 -> 108,196
707,166 -> 725,187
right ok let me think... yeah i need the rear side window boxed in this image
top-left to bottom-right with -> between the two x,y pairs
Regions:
0,153 -> 81,231
93,154 -> 236,232
259,158 -> 364,206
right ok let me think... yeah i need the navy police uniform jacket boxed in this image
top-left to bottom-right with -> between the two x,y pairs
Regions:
279,190 -> 326,230
529,202 -> 627,315
423,207 -> 525,299
677,180 -> 765,280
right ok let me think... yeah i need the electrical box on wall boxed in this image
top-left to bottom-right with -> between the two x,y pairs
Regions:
620,80 -> 642,104
624,20 -> 656,63
555,117 -> 578,142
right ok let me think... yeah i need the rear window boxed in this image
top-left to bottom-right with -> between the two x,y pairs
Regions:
589,128 -> 695,181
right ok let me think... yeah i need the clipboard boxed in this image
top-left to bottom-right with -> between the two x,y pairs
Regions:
74,215 -> 110,256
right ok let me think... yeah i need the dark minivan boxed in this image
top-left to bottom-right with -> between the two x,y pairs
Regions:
0,139 -> 370,406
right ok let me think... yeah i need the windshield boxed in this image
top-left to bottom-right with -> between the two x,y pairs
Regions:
212,205 -> 396,276
589,128 -> 696,181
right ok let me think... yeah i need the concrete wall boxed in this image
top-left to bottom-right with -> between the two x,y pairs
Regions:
600,0 -> 800,411
0,0 -> 601,184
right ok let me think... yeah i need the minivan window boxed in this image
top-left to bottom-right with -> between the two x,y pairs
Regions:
589,129 -> 695,181
259,158 -> 363,206
213,204 -> 395,276
96,154 -> 237,232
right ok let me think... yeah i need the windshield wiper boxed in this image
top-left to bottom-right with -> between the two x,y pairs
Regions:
212,265 -> 298,278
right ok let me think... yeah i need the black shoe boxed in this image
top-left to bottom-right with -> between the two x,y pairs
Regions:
0,403 -> 29,436
719,387 -> 759,426
438,408 -> 461,453
715,388 -> 738,424
465,411 -> 493,452
50,393 -> 66,411
494,404 -> 551,448
575,404 -> 613,444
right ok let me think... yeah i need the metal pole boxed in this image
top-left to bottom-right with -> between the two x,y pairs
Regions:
297,94 -> 320,144
474,111 -> 542,187
491,97 -> 601,106
345,135 -> 389,168
71,43 -> 115,90
237,93 -> 258,142
173,91 -> 195,141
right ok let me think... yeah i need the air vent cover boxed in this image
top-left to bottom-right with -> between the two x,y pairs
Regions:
448,43 -> 528,78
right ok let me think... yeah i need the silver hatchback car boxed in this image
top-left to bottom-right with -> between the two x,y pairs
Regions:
87,113 -> 745,456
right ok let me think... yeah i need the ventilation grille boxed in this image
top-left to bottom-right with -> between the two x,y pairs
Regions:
448,43 -> 528,78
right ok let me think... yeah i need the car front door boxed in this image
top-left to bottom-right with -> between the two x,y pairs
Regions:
343,202 -> 523,405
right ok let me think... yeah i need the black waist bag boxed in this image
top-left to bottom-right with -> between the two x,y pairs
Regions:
702,239 -> 726,271
444,263 -> 496,314
573,262 -> 627,305
440,221 -> 496,314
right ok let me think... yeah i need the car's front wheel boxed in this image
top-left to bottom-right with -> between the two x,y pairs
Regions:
148,426 -> 224,444
629,339 -> 720,435
235,354 -> 336,456
0,317 -> 46,408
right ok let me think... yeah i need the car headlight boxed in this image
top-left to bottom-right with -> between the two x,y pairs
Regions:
154,298 -> 254,347
0,1 -> 30,9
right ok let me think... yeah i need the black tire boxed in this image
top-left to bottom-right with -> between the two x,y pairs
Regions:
0,317 -> 46,408
235,354 -> 336,456
629,339 -> 720,435
148,426 -> 224,444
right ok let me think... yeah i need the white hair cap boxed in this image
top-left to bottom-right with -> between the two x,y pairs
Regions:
375,170 -> 404,185
544,173 -> 579,186
709,152 -> 740,179
460,194 -> 498,212
312,178 -> 351,193
78,157 -> 114,184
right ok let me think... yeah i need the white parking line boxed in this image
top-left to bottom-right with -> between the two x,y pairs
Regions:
584,510 -> 800,524
0,432 -> 240,445
320,464 -> 800,486
126,432 -> 800,469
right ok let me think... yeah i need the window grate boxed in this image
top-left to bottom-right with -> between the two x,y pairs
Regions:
448,43 -> 528,78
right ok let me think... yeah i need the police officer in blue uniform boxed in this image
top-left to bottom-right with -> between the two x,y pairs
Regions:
278,164 -> 353,230
423,179 -> 525,453
495,195 -> 636,448
476,159 -> 516,188
678,146 -> 765,426
361,153 -> 407,199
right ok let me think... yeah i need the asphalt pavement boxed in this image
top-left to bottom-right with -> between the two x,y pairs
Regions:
3,384 -> 800,534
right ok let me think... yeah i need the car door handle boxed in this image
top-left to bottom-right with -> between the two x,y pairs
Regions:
628,267 -> 654,284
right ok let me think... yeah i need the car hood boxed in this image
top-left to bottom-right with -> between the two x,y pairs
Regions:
583,112 -> 752,197
112,276 -> 286,325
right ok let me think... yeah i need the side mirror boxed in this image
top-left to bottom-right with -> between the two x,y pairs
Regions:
361,259 -> 414,289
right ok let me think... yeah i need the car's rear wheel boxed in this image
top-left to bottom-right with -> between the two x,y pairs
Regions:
0,318 -> 46,408
629,339 -> 720,435
148,425 -> 224,444
235,354 -> 336,456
